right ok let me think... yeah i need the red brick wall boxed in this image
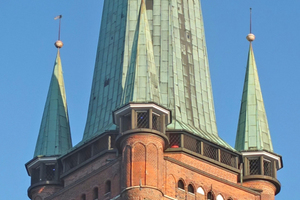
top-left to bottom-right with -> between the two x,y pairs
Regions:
63,152 -> 118,187
32,132 -> 277,200
165,152 -> 238,183
46,160 -> 121,200
164,156 -> 260,200
244,180 -> 276,200
30,185 -> 62,200
119,133 -> 165,198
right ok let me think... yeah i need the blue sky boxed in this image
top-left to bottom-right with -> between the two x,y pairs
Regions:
0,1 -> 298,199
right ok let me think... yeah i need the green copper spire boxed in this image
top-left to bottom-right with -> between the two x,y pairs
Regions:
121,0 -> 160,105
34,49 -> 72,157
83,0 -> 231,150
235,41 -> 273,152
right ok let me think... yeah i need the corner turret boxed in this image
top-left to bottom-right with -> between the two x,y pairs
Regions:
25,16 -> 72,199
235,10 -> 282,199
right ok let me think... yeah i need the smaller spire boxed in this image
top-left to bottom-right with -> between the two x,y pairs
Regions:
34,16 -> 72,157
246,8 -> 255,42
121,0 -> 160,105
54,15 -> 63,48
235,10 -> 273,152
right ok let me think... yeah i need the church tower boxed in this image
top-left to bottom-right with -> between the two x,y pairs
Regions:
235,11 -> 283,199
25,2 -> 283,200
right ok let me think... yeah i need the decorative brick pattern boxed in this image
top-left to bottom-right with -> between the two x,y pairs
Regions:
132,143 -> 146,185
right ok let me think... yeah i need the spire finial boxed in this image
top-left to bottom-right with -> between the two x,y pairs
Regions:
246,8 -> 255,42
54,15 -> 63,48
250,8 -> 252,33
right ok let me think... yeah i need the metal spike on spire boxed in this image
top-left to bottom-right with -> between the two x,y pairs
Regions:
250,8 -> 252,33
246,8 -> 255,42
54,15 -> 63,48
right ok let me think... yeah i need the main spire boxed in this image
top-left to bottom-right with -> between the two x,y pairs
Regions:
34,18 -> 72,157
235,12 -> 273,152
83,0 -> 226,149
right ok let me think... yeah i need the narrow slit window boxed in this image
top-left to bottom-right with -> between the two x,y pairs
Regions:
93,187 -> 98,199
105,180 -> 111,194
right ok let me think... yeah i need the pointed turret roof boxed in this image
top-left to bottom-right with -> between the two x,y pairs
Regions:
34,49 -> 72,157
121,0 -> 160,105
235,40 -> 273,152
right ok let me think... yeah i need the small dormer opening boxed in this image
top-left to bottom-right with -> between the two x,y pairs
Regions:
45,164 -> 56,181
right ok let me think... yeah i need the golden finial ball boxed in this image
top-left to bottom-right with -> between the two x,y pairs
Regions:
55,40 -> 63,48
246,33 -> 255,42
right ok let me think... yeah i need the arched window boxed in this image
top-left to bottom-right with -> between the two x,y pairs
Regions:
93,187 -> 98,199
207,191 -> 214,200
81,194 -> 86,200
188,184 -> 194,193
105,180 -> 111,194
178,180 -> 184,190
197,187 -> 205,195
216,194 -> 224,200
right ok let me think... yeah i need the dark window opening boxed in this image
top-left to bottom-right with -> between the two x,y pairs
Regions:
93,135 -> 109,155
152,113 -> 160,131
184,134 -> 199,153
65,153 -> 78,171
169,134 -> 181,148
203,143 -> 218,160
264,159 -> 272,176
249,158 -> 260,175
45,164 -> 55,181
79,146 -> 92,164
188,184 -> 194,193
207,191 -> 214,200
220,150 -> 237,168
93,187 -> 98,199
137,111 -> 149,128
81,194 -> 86,200
31,167 -> 40,185
178,180 -> 184,190
122,113 -> 131,132
105,180 -> 111,194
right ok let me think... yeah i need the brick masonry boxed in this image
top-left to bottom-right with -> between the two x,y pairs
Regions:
30,131 -> 278,200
